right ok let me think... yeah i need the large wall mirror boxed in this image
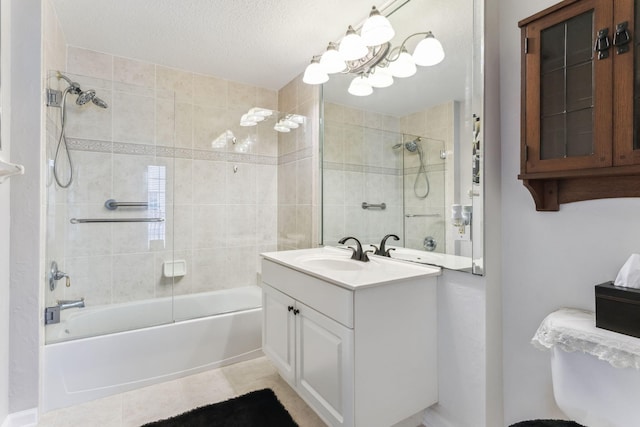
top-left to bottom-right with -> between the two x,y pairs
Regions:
320,0 -> 484,275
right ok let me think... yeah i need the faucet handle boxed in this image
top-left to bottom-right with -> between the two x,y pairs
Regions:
362,249 -> 374,262
371,245 -> 382,255
384,247 -> 396,257
344,246 -> 359,260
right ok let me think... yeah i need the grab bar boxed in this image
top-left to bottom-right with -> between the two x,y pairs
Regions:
70,218 -> 165,224
362,202 -> 386,210
104,199 -> 149,210
405,214 -> 441,218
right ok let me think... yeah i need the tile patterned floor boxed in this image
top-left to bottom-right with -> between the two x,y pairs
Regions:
37,356 -> 327,427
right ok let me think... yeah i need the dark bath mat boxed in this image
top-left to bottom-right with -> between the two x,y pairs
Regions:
141,388 -> 299,427
510,420 -> 585,427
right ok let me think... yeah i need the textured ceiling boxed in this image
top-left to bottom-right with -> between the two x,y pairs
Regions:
50,0 -> 384,90
50,0 -> 473,116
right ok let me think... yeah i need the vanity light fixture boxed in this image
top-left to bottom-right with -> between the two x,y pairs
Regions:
302,5 -> 445,96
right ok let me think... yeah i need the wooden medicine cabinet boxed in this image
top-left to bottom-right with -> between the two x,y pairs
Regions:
519,0 -> 640,211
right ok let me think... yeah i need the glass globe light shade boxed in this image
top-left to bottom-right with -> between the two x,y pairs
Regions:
413,32 -> 445,66
360,6 -> 395,46
338,26 -> 368,61
320,42 -> 346,74
348,75 -> 373,97
367,66 -> 394,88
388,48 -> 417,78
303,57 -> 329,85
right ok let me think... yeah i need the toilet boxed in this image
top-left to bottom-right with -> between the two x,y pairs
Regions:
533,308 -> 640,427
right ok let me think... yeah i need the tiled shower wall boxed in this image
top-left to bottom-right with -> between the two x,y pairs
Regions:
401,101 -> 453,253
44,0 -> 68,309
322,102 -> 404,247
45,43 -> 289,307
401,101 -> 459,254
276,76 -> 320,251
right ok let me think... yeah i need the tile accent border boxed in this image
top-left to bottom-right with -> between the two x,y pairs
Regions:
278,146 -> 313,165
323,161 -> 402,176
67,138 -> 278,165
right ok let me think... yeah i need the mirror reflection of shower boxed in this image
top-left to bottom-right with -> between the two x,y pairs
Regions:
393,137 -> 430,199
48,71 -> 109,188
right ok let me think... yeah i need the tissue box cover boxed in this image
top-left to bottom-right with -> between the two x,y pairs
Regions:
595,281 -> 640,339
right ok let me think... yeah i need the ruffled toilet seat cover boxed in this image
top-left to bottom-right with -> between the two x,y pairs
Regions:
531,308 -> 640,369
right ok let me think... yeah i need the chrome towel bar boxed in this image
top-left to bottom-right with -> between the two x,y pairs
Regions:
405,213 -> 441,218
362,202 -> 386,210
70,218 -> 165,224
104,199 -> 149,210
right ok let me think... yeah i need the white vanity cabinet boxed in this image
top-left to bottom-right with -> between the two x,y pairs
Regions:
263,283 -> 354,426
261,248 -> 439,427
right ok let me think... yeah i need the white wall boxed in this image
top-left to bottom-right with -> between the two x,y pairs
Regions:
425,271 -> 486,427
500,0 -> 640,424
0,0 -> 12,422
7,0 -> 42,414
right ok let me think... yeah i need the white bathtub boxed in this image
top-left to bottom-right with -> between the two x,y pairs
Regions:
43,286 -> 263,412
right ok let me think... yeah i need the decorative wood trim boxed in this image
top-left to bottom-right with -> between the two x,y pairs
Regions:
518,0 -> 581,27
522,179 -> 559,211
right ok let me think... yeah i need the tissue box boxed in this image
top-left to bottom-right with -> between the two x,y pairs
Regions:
595,281 -> 640,338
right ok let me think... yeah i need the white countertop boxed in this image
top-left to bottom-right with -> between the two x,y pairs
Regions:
261,246 -> 441,290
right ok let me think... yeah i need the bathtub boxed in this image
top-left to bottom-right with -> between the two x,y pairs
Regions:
43,286 -> 263,412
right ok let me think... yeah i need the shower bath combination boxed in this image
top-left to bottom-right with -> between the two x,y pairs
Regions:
47,71 -> 109,188
393,137 -> 430,199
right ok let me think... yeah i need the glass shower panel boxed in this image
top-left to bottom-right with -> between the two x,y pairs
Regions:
44,71 -> 176,344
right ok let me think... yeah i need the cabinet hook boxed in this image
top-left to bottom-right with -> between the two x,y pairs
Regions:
594,28 -> 611,60
613,22 -> 631,54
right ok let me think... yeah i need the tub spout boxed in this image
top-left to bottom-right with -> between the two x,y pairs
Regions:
57,298 -> 85,310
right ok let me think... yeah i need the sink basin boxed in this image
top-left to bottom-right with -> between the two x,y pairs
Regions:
295,256 -> 368,272
261,246 -> 441,289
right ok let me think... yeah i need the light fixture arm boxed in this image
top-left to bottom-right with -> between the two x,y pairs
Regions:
342,42 -> 391,74
386,31 -> 434,63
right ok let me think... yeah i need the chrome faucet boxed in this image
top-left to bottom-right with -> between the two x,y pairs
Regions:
57,298 -> 85,310
338,236 -> 371,262
373,234 -> 400,257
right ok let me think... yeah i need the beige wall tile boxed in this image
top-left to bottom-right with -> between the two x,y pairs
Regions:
113,57 -> 155,88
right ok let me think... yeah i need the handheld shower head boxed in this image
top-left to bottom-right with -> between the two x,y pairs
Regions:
76,89 -> 96,105
91,96 -> 109,109
55,71 -> 108,109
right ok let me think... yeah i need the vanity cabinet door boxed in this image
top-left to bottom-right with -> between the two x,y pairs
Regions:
262,284 -> 296,384
295,301 -> 354,427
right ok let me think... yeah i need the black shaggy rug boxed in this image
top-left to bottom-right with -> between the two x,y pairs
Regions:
510,420 -> 585,427
141,388 -> 299,427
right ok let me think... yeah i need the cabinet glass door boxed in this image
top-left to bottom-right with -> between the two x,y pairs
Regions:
524,0 -> 613,173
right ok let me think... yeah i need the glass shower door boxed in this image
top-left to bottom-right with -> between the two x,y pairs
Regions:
44,71 -> 176,343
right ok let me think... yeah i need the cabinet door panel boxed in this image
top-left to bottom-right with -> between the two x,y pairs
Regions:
296,302 -> 353,427
262,284 -> 295,383
613,0 -> 640,165
524,0 -> 613,172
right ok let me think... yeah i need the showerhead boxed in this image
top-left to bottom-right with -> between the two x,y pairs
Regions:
56,71 -> 108,109
404,137 -> 421,153
76,89 -> 96,105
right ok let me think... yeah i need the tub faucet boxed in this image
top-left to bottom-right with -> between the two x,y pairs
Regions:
338,236 -> 370,262
373,234 -> 400,257
57,298 -> 85,310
